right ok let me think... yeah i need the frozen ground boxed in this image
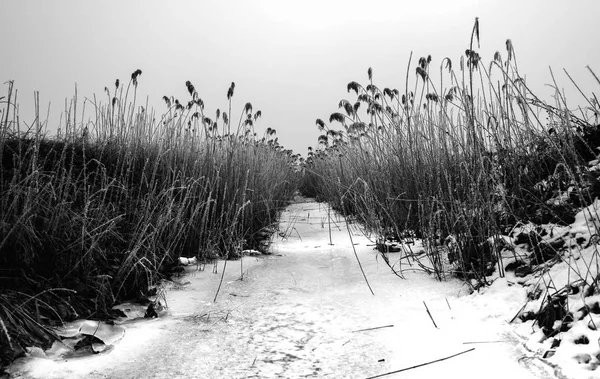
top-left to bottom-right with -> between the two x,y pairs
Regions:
8,199 -> 563,378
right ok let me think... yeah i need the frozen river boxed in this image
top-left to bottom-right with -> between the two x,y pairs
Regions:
10,199 -> 550,378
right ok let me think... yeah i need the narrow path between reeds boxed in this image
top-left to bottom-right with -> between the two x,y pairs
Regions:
12,197 -> 551,379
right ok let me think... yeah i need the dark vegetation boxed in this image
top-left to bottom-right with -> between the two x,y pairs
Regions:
300,18 -> 600,280
0,75 -> 299,366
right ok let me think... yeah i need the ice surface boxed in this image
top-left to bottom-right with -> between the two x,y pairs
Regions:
7,199 -> 570,378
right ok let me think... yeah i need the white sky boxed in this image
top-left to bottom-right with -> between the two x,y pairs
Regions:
1,0 -> 599,154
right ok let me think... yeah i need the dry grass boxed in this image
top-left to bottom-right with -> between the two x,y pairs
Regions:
0,73 -> 299,360
301,18 -> 600,281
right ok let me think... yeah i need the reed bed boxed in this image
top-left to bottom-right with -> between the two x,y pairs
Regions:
0,73 -> 299,360
301,19 -> 600,282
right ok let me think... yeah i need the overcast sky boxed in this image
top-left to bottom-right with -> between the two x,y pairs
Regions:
1,0 -> 598,154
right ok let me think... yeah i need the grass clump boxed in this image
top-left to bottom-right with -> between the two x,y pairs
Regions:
301,18 -> 600,282
0,73 -> 299,363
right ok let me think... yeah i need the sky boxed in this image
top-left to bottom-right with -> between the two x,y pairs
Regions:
1,0 -> 599,155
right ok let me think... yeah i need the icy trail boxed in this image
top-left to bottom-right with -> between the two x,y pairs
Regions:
9,199 -> 552,378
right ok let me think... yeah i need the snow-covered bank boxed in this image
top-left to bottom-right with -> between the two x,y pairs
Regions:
6,198 -> 571,378
508,199 -> 600,379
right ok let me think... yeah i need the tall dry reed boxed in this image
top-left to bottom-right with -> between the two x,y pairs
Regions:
0,72 -> 299,359
301,19 -> 600,282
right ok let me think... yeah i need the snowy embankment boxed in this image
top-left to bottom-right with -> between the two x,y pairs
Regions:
508,199 -> 600,379
8,197 -> 599,378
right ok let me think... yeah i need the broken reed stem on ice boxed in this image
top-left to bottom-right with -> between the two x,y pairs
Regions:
423,301 -> 438,328
365,347 -> 475,379
352,324 -> 394,333
345,216 -> 375,296
213,260 -> 228,303
328,203 -> 333,245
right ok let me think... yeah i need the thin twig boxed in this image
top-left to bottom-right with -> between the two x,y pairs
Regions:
287,269 -> 297,285
365,348 -> 475,379
423,301 -> 438,328
508,301 -> 528,324
352,324 -> 394,333
213,259 -> 228,303
228,293 -> 249,297
328,203 -> 333,245
345,216 -> 375,295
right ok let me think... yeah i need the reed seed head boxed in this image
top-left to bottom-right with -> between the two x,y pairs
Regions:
445,58 -> 452,72
131,69 -> 142,86
474,17 -> 480,48
227,82 -> 235,100
506,39 -> 513,61
344,102 -> 354,117
347,81 -> 360,95
316,118 -> 326,131
185,80 -> 196,97
329,112 -> 346,125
